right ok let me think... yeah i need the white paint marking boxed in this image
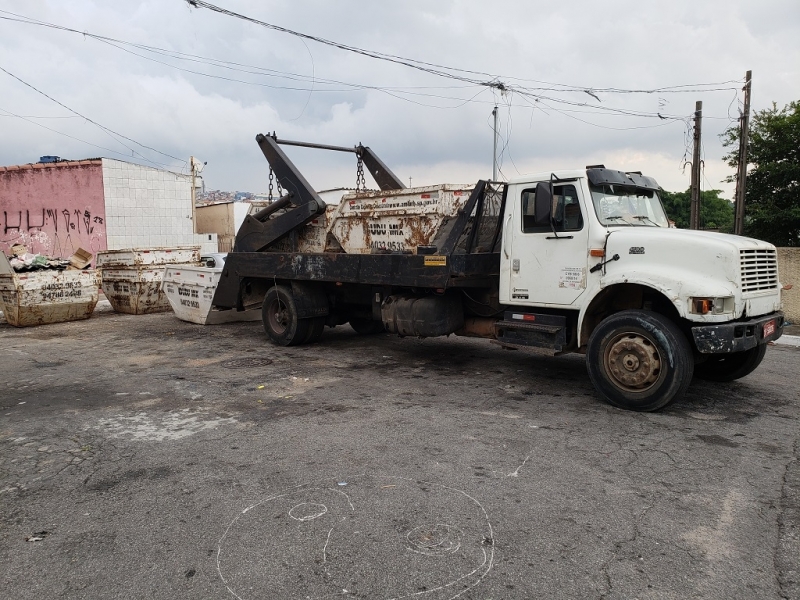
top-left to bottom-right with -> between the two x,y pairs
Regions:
323,527 -> 334,563
332,488 -> 355,512
217,476 -> 495,600
508,455 -> 530,478
288,502 -> 328,522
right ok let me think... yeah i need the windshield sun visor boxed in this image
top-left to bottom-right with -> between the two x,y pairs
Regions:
587,168 -> 660,192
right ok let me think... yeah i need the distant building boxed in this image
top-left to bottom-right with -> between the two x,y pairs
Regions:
0,158 -> 216,259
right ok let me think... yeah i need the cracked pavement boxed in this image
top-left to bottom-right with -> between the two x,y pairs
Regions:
1,307 -> 798,599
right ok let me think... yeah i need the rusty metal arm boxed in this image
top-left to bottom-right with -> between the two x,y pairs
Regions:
233,135 -> 326,253
271,136 -> 405,191
357,146 -> 405,191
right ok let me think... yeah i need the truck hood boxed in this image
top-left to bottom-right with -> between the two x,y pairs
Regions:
601,227 -> 779,319
606,227 -> 775,256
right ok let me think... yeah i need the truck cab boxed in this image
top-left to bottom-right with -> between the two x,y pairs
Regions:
499,167 -> 783,409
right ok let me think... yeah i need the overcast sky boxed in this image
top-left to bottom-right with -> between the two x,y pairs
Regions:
1,0 -> 799,198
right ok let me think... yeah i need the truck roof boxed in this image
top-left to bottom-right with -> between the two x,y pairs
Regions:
506,169 -> 587,185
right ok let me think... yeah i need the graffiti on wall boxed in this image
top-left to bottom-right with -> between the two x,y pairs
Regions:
1,207 -> 106,257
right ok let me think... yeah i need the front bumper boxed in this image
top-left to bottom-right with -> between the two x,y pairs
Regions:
692,312 -> 784,354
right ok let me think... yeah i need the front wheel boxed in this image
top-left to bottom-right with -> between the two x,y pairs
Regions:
586,310 -> 694,412
694,344 -> 767,382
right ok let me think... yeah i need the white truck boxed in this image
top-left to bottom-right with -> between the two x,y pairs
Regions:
210,134 -> 784,412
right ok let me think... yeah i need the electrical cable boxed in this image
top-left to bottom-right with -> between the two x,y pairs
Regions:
0,9 -> 744,120
0,65 -> 187,169
0,106 -> 184,170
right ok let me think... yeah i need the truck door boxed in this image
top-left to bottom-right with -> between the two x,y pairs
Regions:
500,180 -> 590,306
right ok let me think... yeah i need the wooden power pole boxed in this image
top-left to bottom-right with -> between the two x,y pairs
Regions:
734,70 -> 752,236
690,101 -> 703,229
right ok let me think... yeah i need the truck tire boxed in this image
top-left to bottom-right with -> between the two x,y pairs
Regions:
303,317 -> 326,344
262,285 -> 311,346
694,344 -> 767,382
349,318 -> 385,335
586,310 -> 693,412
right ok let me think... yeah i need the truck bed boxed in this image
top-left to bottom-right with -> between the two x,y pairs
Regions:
212,251 -> 500,309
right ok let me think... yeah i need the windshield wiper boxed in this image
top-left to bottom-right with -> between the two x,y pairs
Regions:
605,215 -> 632,225
632,215 -> 661,227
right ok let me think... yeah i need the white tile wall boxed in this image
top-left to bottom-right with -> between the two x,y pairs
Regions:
101,159 -> 217,253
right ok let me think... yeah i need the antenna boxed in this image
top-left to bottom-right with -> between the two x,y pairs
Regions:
492,106 -> 498,181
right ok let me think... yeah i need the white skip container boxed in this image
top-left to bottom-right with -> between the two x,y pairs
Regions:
161,265 -> 261,325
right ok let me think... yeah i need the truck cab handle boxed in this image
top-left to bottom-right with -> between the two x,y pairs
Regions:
503,213 -> 512,258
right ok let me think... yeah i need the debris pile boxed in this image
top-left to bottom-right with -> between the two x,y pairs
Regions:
4,245 -> 92,272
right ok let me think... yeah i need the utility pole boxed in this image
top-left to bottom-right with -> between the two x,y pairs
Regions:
690,101 -> 703,230
190,156 -> 198,233
734,70 -> 752,236
492,106 -> 498,181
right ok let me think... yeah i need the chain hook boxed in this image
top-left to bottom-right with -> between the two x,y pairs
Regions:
355,149 -> 366,192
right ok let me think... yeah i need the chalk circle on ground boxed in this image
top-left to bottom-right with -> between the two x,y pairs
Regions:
407,523 -> 463,556
288,502 -> 328,522
217,474 -> 494,600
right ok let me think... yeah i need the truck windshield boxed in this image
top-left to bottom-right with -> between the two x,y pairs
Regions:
590,184 -> 669,227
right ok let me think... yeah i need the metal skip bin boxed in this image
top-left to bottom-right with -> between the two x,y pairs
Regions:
96,247 -> 201,315
0,255 -> 99,327
161,265 -> 262,325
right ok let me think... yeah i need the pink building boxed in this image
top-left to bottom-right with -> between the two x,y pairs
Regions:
0,158 -> 216,259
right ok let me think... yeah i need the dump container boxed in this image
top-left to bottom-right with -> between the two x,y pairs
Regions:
95,247 -> 201,268
99,267 -> 174,314
96,247 -> 201,315
0,254 -> 99,327
268,184 -> 477,255
162,265 -> 262,325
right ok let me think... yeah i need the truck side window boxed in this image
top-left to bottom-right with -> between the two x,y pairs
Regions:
521,184 -> 583,233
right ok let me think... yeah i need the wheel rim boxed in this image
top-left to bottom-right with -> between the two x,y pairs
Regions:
604,331 -> 662,393
267,297 -> 289,334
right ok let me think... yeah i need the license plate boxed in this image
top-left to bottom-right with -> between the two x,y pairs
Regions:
763,319 -> 776,338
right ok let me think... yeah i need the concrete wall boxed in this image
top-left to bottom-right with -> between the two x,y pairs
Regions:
196,202 -> 235,236
101,159 -> 216,254
0,160 -> 107,257
778,248 -> 800,324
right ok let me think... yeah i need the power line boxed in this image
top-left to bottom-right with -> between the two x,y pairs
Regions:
1,9 -> 742,120
184,0 -> 743,107
0,106 -> 184,170
0,65 -> 187,169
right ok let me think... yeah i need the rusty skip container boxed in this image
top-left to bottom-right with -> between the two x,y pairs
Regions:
96,247 -> 201,315
0,254 -> 100,327
269,184 -> 476,255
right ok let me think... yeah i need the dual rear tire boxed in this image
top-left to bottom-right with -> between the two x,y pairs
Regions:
262,285 -> 324,346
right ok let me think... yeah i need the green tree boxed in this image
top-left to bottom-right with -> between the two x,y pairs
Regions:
722,100 -> 800,246
660,188 -> 734,231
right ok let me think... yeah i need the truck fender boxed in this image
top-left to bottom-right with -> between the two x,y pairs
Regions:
289,281 -> 329,318
577,276 -> 692,347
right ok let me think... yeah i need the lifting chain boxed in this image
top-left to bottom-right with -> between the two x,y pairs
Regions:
268,165 -> 284,202
355,152 -> 366,192
268,166 -> 274,202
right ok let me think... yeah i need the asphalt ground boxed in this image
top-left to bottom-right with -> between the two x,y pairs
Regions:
1,304 -> 798,599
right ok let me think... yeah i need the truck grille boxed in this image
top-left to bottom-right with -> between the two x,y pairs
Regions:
740,249 -> 778,292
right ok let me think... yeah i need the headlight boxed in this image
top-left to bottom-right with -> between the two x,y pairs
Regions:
690,296 -> 734,315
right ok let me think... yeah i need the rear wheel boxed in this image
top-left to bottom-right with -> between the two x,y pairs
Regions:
586,310 -> 693,412
694,345 -> 767,382
349,318 -> 385,335
303,317 -> 326,343
262,285 -> 310,346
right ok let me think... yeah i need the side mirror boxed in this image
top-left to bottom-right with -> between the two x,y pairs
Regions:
533,182 -> 552,226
